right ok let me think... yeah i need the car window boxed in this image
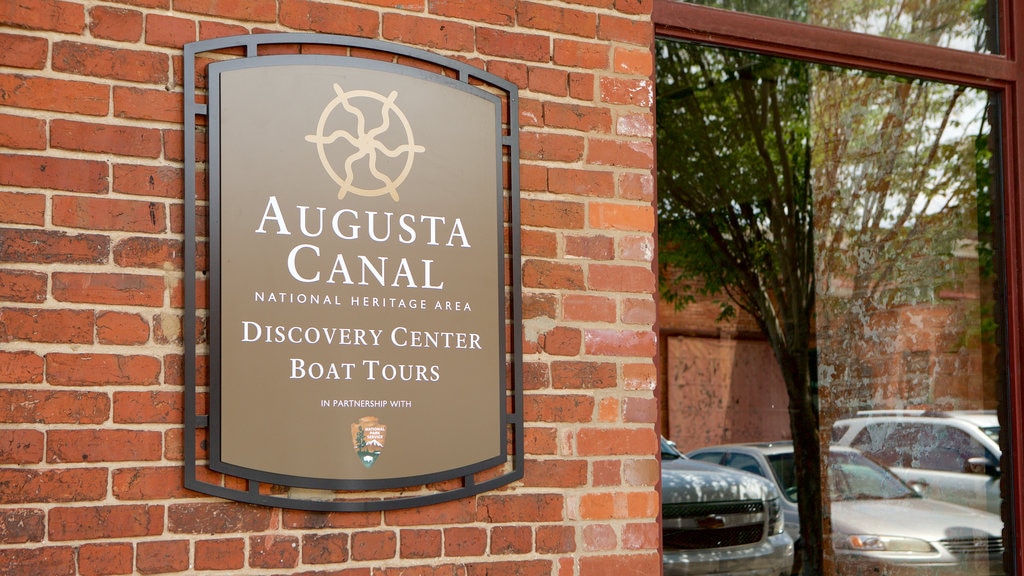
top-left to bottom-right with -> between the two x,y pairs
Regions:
688,451 -> 724,465
766,453 -> 798,502
849,421 -> 993,472
831,424 -> 849,442
724,453 -> 765,477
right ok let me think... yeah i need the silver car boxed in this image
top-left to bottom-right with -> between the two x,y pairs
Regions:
660,437 -> 793,576
688,442 -> 1005,575
832,410 -> 1001,514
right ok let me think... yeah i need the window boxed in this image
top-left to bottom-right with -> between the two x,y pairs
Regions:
655,1 -> 1021,574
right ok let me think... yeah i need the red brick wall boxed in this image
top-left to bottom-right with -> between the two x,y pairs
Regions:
0,1 -> 659,574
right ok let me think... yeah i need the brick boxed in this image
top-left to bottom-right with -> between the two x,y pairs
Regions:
113,87 -> 183,123
588,263 -> 655,293
0,153 -> 109,194
525,394 -> 593,422
582,523 -> 616,550
599,76 -> 653,107
302,532 -> 349,564
569,71 -> 596,100
350,530 -> 396,561
590,202 -> 654,232
0,269 -> 47,303
543,102 -> 611,133
113,237 -> 183,270
477,28 -> 549,62
78,542 -> 133,576
593,460 -> 621,486
0,113 -> 45,150
49,505 -> 164,541
89,6 -> 143,42
443,526 -> 486,556
617,112 -> 654,138
477,493 -> 564,523
536,525 -> 575,554
51,190 -> 166,230
0,33 -> 48,69
490,525 -> 532,554
383,13 -> 474,51
578,553 -> 661,576
1,0 -> 85,34
520,2 -> 597,37
563,294 -> 616,323
521,198 -> 585,229
113,391 -> 181,424
0,546 -> 75,576
621,297 -> 655,325
524,459 -> 587,488
565,235 -> 614,260
584,328 -> 655,357
46,352 -> 162,386
175,0 -> 277,22
195,538 -> 245,571
281,509 -> 381,530
553,39 -> 609,69
137,540 -> 189,574
538,325 -> 582,356
51,119 -> 163,158
522,260 -> 584,290
168,502 -> 273,534
613,46 -> 653,75
0,228 -> 109,265
0,389 -> 109,424
587,138 -> 654,169
576,427 -> 655,456
97,311 -> 150,345
552,361 -> 616,391
278,0 -> 379,35
399,528 -> 442,559
52,41 -> 168,84
0,308 -> 94,344
145,13 -> 196,48
199,20 -> 250,41
548,168 -> 614,197
618,233 -> 654,260
622,396 -> 657,423
46,429 -> 163,463
0,508 -> 46,544
524,427 -> 557,455
383,498 -> 475,526
521,292 -> 557,321
112,466 -> 189,500
0,468 -> 107,503
598,14 -> 653,46
52,272 -> 165,307
623,362 -> 655,391
113,164 -> 184,199
520,132 -> 584,162
528,66 -> 568,97
521,229 -> 558,257
0,429 -> 43,464
429,0 -> 515,25
1,193 -> 47,228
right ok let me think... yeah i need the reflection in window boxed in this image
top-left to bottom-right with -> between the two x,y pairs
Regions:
675,0 -> 998,54
656,38 -> 1005,574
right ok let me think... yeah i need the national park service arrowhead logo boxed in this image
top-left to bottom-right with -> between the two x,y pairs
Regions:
305,84 -> 426,202
351,416 -> 387,468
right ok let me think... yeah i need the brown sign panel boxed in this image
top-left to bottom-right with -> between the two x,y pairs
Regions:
183,35 -> 522,510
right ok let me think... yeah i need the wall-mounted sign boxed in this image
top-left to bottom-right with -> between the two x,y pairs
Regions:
183,34 -> 522,511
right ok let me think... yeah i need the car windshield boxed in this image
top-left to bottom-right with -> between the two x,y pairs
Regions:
767,450 -> 918,502
661,437 -> 685,460
981,426 -> 999,444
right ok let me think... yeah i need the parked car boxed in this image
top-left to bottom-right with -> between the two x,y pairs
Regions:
832,410 -> 1001,514
688,442 -> 1005,575
660,437 -> 793,576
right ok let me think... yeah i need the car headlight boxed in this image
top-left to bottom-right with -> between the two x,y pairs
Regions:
766,496 -> 785,535
840,535 -> 935,553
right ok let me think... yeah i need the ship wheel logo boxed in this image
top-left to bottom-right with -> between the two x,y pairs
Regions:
305,84 -> 426,201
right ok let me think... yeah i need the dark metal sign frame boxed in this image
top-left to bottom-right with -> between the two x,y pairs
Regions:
183,33 -> 523,511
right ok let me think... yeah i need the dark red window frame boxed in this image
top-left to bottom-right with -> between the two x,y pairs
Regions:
652,1 -> 1024,569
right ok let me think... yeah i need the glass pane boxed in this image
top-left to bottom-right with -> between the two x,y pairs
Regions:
656,38 -> 1005,575
675,0 -> 999,54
